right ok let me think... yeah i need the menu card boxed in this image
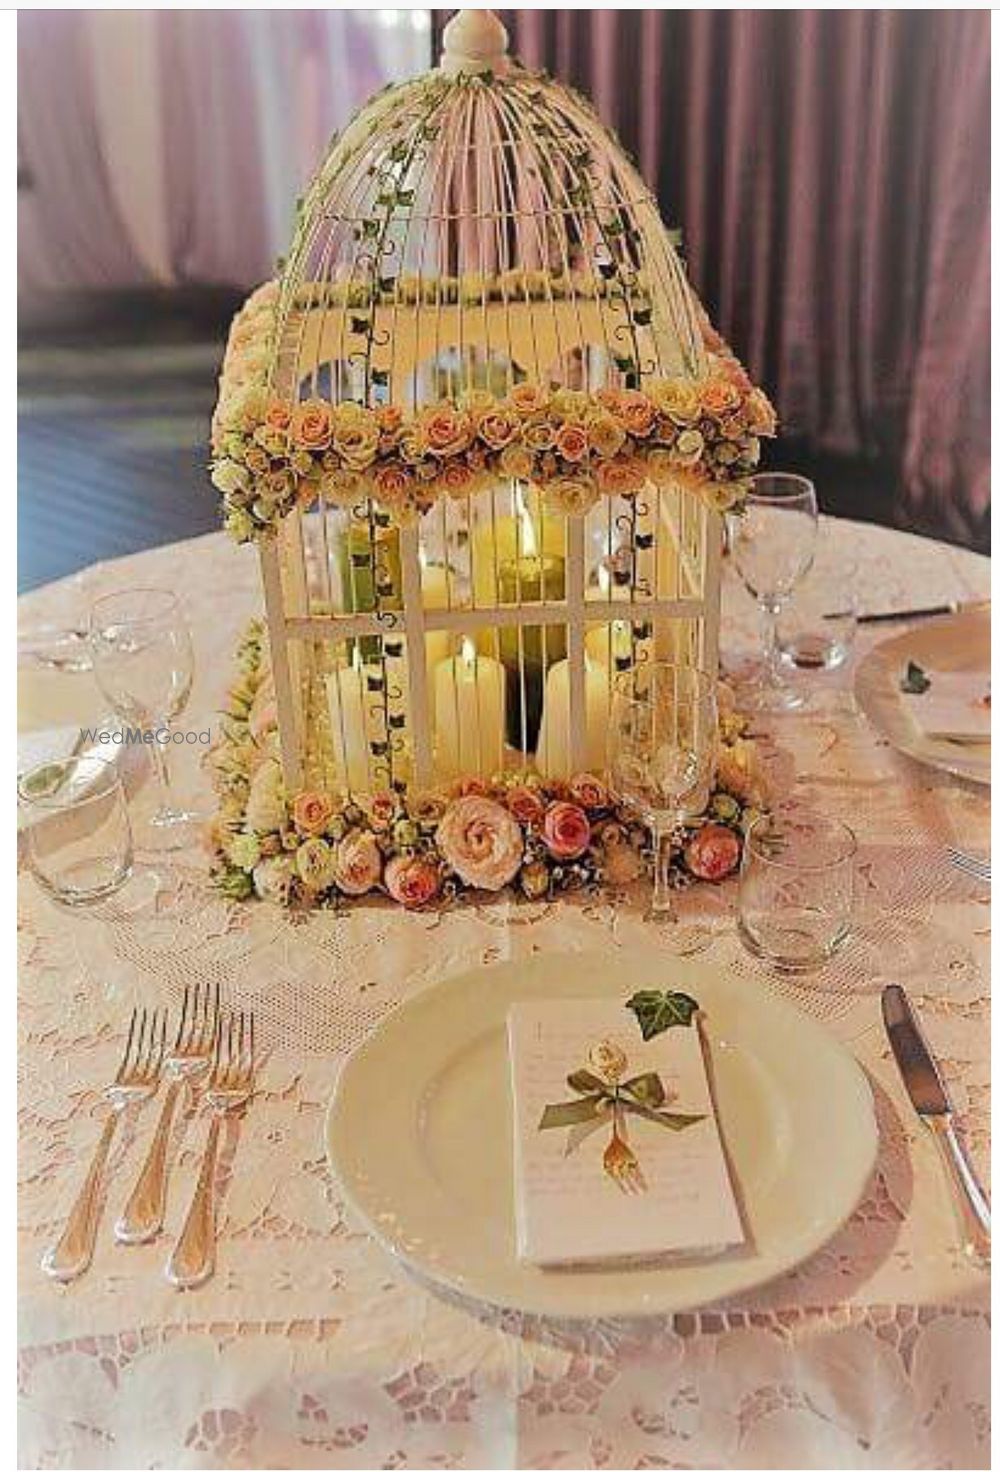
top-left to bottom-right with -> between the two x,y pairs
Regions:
508,999 -> 745,1267
903,671 -> 990,744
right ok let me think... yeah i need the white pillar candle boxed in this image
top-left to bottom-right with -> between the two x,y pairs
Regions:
434,637 -> 505,779
584,618 -> 632,668
325,649 -> 377,792
536,656 -> 611,779
419,554 -> 453,690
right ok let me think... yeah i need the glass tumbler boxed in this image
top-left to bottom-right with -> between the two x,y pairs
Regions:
18,753 -> 133,906
738,811 -> 856,972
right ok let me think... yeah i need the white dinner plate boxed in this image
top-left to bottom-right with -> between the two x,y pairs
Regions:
326,951 -> 877,1318
854,607 -> 990,787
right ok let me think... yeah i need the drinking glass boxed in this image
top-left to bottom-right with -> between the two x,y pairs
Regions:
728,473 -> 819,711
738,811 -> 855,972
609,663 -> 718,953
89,589 -> 196,848
777,545 -> 858,672
18,754 -> 133,906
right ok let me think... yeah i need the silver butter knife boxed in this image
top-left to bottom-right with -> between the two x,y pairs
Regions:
881,984 -> 990,1263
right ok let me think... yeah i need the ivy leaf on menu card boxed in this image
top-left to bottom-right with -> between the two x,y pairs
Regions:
626,989 -> 700,1041
900,660 -> 932,694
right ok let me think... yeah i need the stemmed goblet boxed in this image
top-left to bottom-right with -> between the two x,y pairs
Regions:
608,662 -> 718,954
728,472 -> 819,711
89,588 -> 197,851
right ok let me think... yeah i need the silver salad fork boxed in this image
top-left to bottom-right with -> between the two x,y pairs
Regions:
166,1010 -> 255,1289
116,982 -> 220,1244
42,1007 -> 166,1282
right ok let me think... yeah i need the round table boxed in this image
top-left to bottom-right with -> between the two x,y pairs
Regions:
18,519 -> 990,1469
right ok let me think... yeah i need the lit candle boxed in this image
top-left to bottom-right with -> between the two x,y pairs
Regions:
536,655 -> 611,779
325,647 -> 379,792
433,637 -> 505,779
495,488 -> 566,753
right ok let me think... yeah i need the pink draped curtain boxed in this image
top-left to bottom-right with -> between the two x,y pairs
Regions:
447,10 -> 989,547
18,11 -> 431,293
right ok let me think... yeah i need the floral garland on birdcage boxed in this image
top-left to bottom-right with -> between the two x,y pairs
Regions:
204,620 -> 769,912
209,278 -> 777,544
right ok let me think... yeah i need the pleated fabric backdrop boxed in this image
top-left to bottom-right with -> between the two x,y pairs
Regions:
432,10 -> 989,548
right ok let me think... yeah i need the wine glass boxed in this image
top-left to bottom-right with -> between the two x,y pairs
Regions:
608,663 -> 718,953
89,589 -> 197,850
728,472 -> 819,711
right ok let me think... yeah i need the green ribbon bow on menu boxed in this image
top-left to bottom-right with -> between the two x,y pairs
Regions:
538,1068 -> 704,1134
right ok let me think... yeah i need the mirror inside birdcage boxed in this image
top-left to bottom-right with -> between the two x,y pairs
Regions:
275,470 -> 716,795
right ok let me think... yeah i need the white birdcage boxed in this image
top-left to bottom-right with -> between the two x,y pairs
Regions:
211,10 -> 775,800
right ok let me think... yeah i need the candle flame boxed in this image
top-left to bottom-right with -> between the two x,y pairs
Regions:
515,483 -> 538,559
351,645 -> 363,673
597,564 -> 611,596
418,544 -> 428,571
460,636 -> 476,667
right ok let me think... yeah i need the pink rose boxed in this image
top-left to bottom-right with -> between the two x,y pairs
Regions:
436,796 -> 523,891
333,829 -> 382,895
292,790 -> 335,837
506,785 -> 547,827
568,773 -> 609,811
684,823 -> 740,882
542,801 -> 591,861
385,854 -> 442,909
595,457 -> 647,495
361,792 -> 397,831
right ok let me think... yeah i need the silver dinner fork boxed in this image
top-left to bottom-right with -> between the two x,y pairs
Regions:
166,1010 -> 255,1289
115,982 -> 220,1244
946,846 -> 991,884
42,1007 -> 166,1282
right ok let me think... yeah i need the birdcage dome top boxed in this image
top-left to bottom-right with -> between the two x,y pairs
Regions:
211,10 -> 776,541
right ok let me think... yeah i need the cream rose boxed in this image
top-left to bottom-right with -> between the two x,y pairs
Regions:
332,829 -> 382,895
436,795 -> 523,891
245,759 -> 286,833
333,406 -> 380,469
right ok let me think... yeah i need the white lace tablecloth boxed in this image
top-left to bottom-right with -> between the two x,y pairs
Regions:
18,520 -> 990,1469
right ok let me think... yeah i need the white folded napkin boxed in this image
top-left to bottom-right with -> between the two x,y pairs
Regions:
508,999 -> 745,1267
903,670 -> 991,744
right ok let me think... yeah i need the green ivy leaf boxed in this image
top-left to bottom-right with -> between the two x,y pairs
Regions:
900,660 -> 931,694
626,989 -> 700,1041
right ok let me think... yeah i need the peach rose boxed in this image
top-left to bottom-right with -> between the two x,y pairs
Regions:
506,785 -> 546,827
436,795 -> 523,891
522,416 -> 559,452
568,773 -> 609,810
372,463 -> 413,505
292,789 -> 335,836
398,424 -> 430,464
701,377 -> 742,417
542,800 -> 591,860
332,829 -> 382,895
243,444 -> 271,475
547,477 -> 599,515
744,388 -> 777,435
384,854 -> 442,909
476,408 -> 520,451
498,443 -> 535,480
684,823 -> 740,882
510,383 -> 548,417
435,459 -> 475,498
585,412 -> 626,458
291,399 -> 333,451
333,406 -> 380,469
616,389 -> 657,438
595,458 -> 646,495
422,405 -> 472,458
555,423 -> 590,463
376,404 -> 404,435
361,791 -> 397,831
264,396 -> 294,434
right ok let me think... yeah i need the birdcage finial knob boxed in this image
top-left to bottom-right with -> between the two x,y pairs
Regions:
440,9 -> 510,76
